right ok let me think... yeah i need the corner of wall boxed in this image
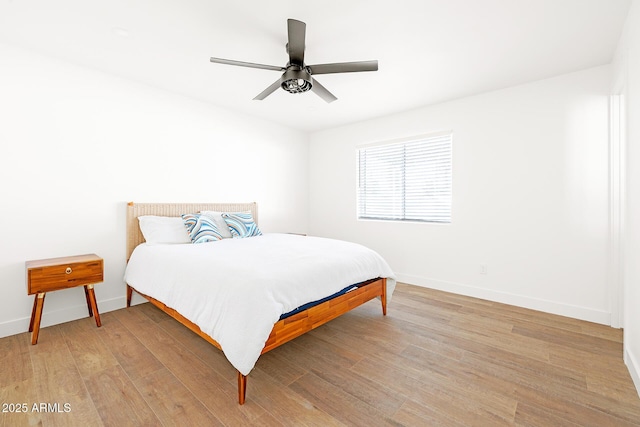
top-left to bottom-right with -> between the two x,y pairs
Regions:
625,347 -> 640,398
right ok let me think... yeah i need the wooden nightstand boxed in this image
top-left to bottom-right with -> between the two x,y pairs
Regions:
26,253 -> 103,344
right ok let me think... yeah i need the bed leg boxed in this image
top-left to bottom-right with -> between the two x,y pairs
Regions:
126,285 -> 133,308
381,278 -> 387,316
238,371 -> 247,405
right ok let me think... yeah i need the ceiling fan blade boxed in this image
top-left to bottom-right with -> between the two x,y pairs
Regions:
210,57 -> 285,72
287,19 -> 306,65
253,79 -> 282,100
308,60 -> 378,75
311,78 -> 337,103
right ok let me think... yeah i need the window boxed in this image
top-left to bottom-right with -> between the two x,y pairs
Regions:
357,132 -> 452,223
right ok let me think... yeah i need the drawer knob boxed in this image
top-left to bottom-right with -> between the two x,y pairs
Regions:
65,267 -> 72,274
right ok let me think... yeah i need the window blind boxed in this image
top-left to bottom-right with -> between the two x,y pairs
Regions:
357,133 -> 452,223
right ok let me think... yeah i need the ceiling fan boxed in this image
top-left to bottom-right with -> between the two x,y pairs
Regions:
209,19 -> 378,103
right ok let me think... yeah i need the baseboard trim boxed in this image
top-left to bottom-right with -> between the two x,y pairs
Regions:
625,347 -> 640,398
0,295 -> 144,339
0,276 -> 612,338
396,273 -> 611,325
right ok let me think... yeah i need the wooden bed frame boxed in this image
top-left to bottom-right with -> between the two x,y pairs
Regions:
125,202 -> 387,404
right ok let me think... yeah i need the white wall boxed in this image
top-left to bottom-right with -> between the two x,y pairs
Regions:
309,66 -> 612,325
0,42 -> 308,337
614,0 -> 640,396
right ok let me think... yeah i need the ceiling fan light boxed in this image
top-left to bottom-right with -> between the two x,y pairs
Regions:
281,68 -> 312,94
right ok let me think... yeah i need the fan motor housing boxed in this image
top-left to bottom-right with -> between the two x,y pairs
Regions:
281,67 -> 312,94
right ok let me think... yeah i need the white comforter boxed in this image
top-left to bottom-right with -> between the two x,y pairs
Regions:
124,233 -> 396,375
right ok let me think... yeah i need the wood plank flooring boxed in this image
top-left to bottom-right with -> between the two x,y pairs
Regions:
1,282 -> 639,426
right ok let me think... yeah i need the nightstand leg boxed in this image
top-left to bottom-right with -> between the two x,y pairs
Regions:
84,285 -> 93,317
85,284 -> 101,327
30,293 -> 46,345
28,295 -> 38,332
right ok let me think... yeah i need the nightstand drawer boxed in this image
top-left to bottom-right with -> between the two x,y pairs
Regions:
26,255 -> 103,294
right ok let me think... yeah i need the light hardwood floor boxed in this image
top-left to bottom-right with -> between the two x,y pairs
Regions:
1,282 -> 639,426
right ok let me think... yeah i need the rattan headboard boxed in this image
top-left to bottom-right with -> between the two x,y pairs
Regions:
126,202 -> 258,260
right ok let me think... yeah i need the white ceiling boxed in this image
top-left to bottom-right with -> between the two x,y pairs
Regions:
0,0 -> 631,132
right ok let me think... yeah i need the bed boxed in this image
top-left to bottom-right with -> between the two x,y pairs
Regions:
124,202 -> 395,404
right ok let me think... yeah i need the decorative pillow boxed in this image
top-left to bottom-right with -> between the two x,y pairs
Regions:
138,216 -> 191,245
200,211 -> 234,239
181,213 -> 224,244
221,212 -> 262,238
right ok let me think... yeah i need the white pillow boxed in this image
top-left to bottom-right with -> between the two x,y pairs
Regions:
138,216 -> 191,245
200,211 -> 234,239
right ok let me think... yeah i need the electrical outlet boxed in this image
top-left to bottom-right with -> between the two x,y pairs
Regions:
480,264 -> 487,275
